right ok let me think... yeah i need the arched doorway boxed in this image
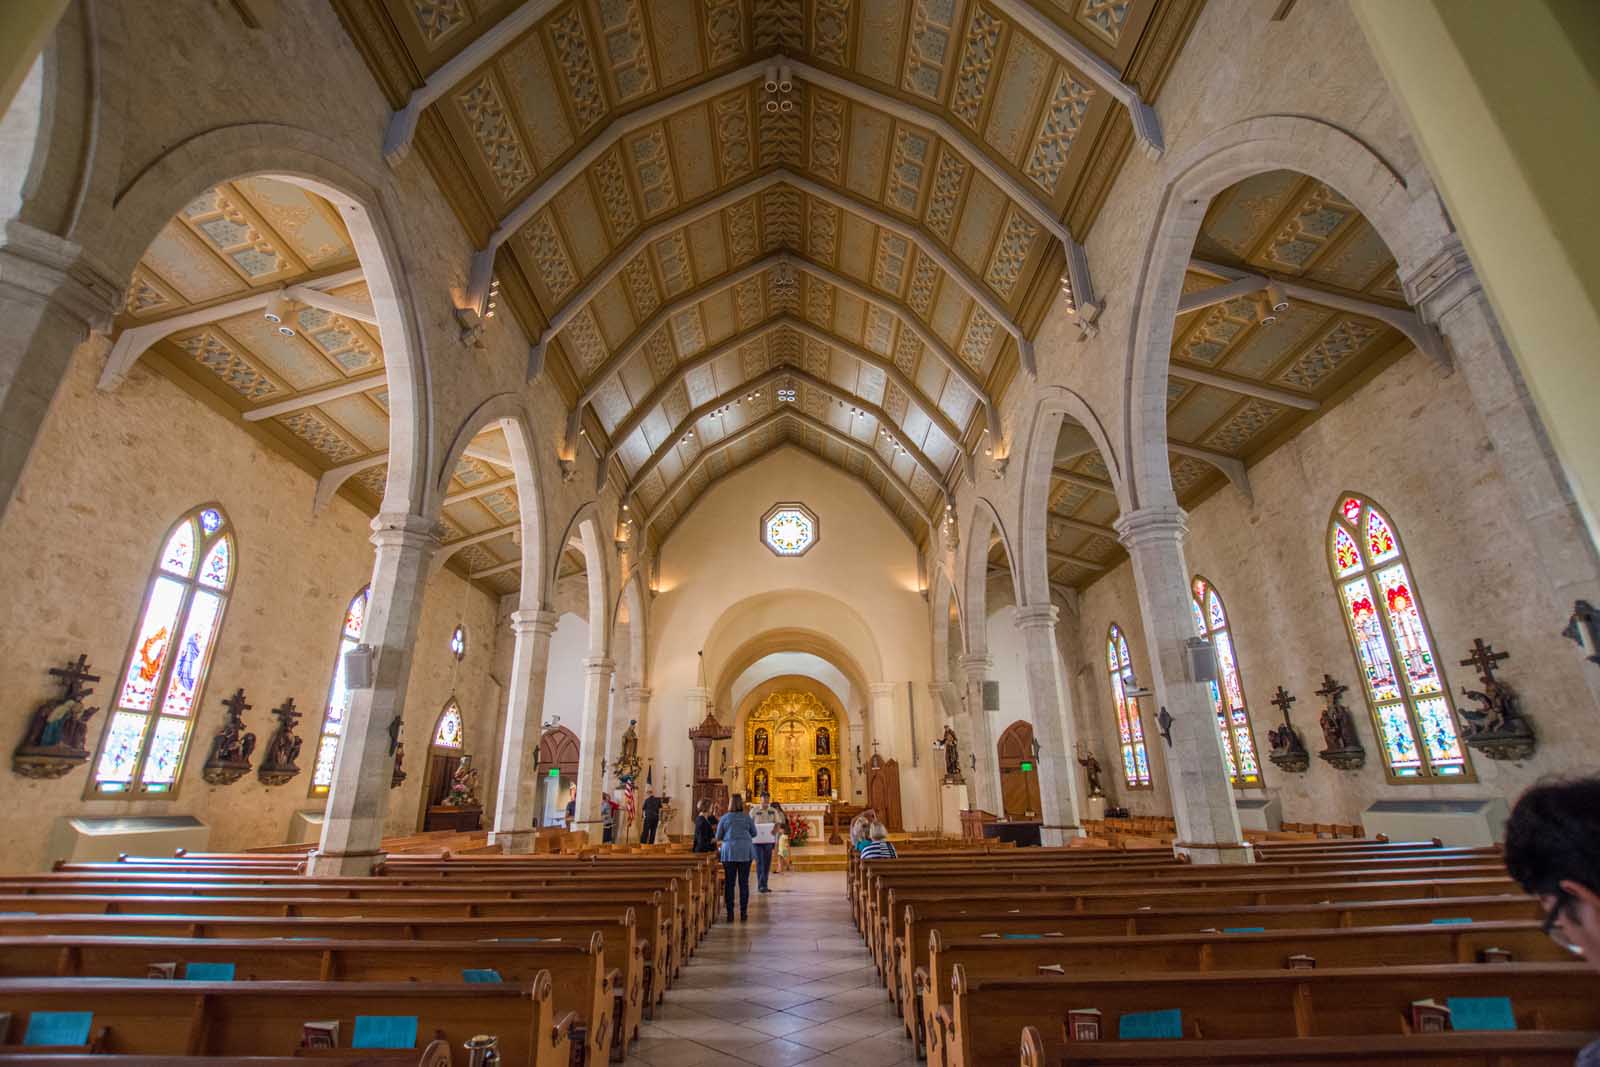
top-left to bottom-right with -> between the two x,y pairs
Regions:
418,699 -> 479,831
998,720 -> 1042,821
536,725 -> 580,828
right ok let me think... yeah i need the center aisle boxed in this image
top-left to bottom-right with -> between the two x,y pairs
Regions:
635,870 -> 914,1066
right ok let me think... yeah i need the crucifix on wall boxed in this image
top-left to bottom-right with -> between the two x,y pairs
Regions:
777,720 -> 806,774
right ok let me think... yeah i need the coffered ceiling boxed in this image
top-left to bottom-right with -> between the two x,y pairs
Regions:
337,0 -> 1202,546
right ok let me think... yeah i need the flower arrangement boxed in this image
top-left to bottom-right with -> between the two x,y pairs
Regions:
787,816 -> 810,847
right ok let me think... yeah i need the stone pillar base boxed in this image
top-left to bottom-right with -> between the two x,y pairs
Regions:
306,849 -> 385,876
1174,841 -> 1255,865
488,828 -> 537,854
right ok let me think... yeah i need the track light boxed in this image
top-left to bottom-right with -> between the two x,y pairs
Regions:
1266,282 -> 1289,313
264,290 -> 295,336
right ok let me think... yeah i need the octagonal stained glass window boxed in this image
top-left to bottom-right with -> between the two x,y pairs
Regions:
762,502 -> 818,557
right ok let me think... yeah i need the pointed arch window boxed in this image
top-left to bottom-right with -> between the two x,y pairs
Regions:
91,505 -> 235,796
1329,494 -> 1472,781
1106,624 -> 1152,789
310,586 -> 369,796
432,700 -> 464,749
1190,577 -> 1262,787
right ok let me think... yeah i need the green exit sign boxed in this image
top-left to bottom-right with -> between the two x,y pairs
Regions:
1019,761 -> 1034,771
548,767 -> 561,778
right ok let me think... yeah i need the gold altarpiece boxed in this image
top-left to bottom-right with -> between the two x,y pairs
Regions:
744,690 -> 840,802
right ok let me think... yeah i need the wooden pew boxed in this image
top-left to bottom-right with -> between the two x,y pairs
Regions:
0,1044 -> 454,1065
941,962 -> 1600,1067
915,920 -> 1561,1059
895,892 -> 1541,1012
0,934 -> 621,1063
1018,1027 -> 1597,1066
0,976 -> 571,1066
0,909 -> 651,1046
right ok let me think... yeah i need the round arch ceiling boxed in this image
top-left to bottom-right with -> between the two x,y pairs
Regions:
337,0 -> 1202,546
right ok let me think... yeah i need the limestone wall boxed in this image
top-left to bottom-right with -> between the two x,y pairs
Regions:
1069,344 -> 1600,826
0,332 -> 501,870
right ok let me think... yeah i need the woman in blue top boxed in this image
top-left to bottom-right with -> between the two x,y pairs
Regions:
714,793 -> 758,922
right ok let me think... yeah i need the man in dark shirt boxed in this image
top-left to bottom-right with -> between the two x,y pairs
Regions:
640,788 -> 663,844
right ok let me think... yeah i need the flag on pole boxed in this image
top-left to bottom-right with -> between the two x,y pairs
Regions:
646,764 -> 653,786
624,780 -> 636,819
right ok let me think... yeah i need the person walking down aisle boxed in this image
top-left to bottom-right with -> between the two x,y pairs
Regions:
640,788 -> 663,844
751,792 -> 780,893
716,794 -> 757,922
691,799 -> 716,854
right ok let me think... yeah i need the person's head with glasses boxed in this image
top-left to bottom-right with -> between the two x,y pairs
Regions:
1504,776 -> 1600,963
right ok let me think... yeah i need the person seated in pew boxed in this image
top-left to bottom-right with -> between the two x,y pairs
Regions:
850,809 -> 879,852
859,821 -> 897,860
1504,775 -> 1600,1066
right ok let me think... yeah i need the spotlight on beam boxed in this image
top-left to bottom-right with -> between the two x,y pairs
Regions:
264,290 -> 295,336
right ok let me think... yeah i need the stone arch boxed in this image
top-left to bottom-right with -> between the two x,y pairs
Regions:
1016,387 -> 1129,608
610,562 -> 648,688
1123,115 -> 1454,510
554,501 -> 612,657
962,497 -> 1020,657
94,123 -> 434,517
434,396 -> 546,613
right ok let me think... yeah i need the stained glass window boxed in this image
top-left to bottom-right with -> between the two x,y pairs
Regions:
91,505 -> 235,796
761,502 -> 818,557
310,586 -> 369,796
1328,495 -> 1471,781
1106,624 -> 1152,789
1189,577 -> 1262,787
433,701 -> 464,749
450,625 -> 467,661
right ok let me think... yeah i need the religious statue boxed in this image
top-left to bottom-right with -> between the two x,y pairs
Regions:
444,754 -> 481,807
201,688 -> 257,785
613,718 -> 642,785
390,741 -> 407,789
14,654 -> 102,779
752,767 -> 768,796
815,766 -> 832,797
1314,674 -> 1365,770
815,727 -> 831,756
1266,685 -> 1310,773
257,696 -> 305,786
754,728 -> 769,756
938,725 -> 963,784
1457,638 -> 1536,759
1076,746 -> 1106,799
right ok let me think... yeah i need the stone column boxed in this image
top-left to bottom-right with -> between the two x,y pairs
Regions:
1013,604 -> 1085,845
847,720 -> 865,800
310,512 -> 440,875
957,653 -> 1002,815
0,223 -> 120,522
1114,506 -> 1249,864
867,682 -> 897,800
1408,237 -> 1600,708
573,657 -> 615,836
488,609 -> 559,853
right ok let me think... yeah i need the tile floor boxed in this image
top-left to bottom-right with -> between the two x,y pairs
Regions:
631,869 -> 915,1066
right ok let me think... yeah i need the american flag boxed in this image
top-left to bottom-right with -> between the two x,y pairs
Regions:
624,780 -> 636,819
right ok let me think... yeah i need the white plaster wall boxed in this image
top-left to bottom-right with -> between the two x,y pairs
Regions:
542,612 -> 590,743
1070,345 -> 1600,825
646,446 -> 940,826
0,336 -> 501,869
985,604 -> 1036,745
731,653 -> 854,716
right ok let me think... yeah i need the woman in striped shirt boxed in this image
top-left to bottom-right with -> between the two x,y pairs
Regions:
857,820 -> 897,860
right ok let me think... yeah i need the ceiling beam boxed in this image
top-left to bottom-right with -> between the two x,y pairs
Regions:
789,59 -> 1098,319
241,371 -> 386,422
313,451 -> 386,515
1046,548 -> 1109,573
986,0 -> 1164,157
1051,464 -> 1115,493
445,474 -> 516,507
101,268 -> 367,390
383,1 -> 564,164
643,409 -> 932,530
622,364 -> 945,503
1170,364 -> 1320,411
436,521 -> 519,576
1190,257 -> 1447,369
464,60 -> 769,311
1168,440 -> 1251,499
469,557 -> 523,580
1049,514 -> 1117,539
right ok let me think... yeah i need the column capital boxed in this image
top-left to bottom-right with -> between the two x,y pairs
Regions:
1012,603 -> 1060,631
370,511 -> 443,552
509,608 -> 559,635
1403,233 -> 1481,326
957,652 -> 993,673
0,221 -> 122,328
868,681 -> 898,698
583,656 -> 616,675
1114,504 -> 1188,549
623,685 -> 653,702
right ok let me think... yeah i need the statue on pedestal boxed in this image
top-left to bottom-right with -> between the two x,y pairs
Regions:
202,688 -> 257,785
257,697 -> 304,786
14,655 -> 103,780
937,725 -> 963,784
444,753 -> 481,807
1266,685 -> 1310,773
1457,638 -> 1535,760
1314,675 -> 1365,771
614,718 -> 642,785
1075,743 -> 1106,799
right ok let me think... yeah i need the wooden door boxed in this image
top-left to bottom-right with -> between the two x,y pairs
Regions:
865,756 -> 903,832
418,752 -> 461,830
997,720 -> 1042,820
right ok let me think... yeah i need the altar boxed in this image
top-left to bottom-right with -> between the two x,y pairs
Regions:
781,802 -> 831,844
743,688 -> 841,804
